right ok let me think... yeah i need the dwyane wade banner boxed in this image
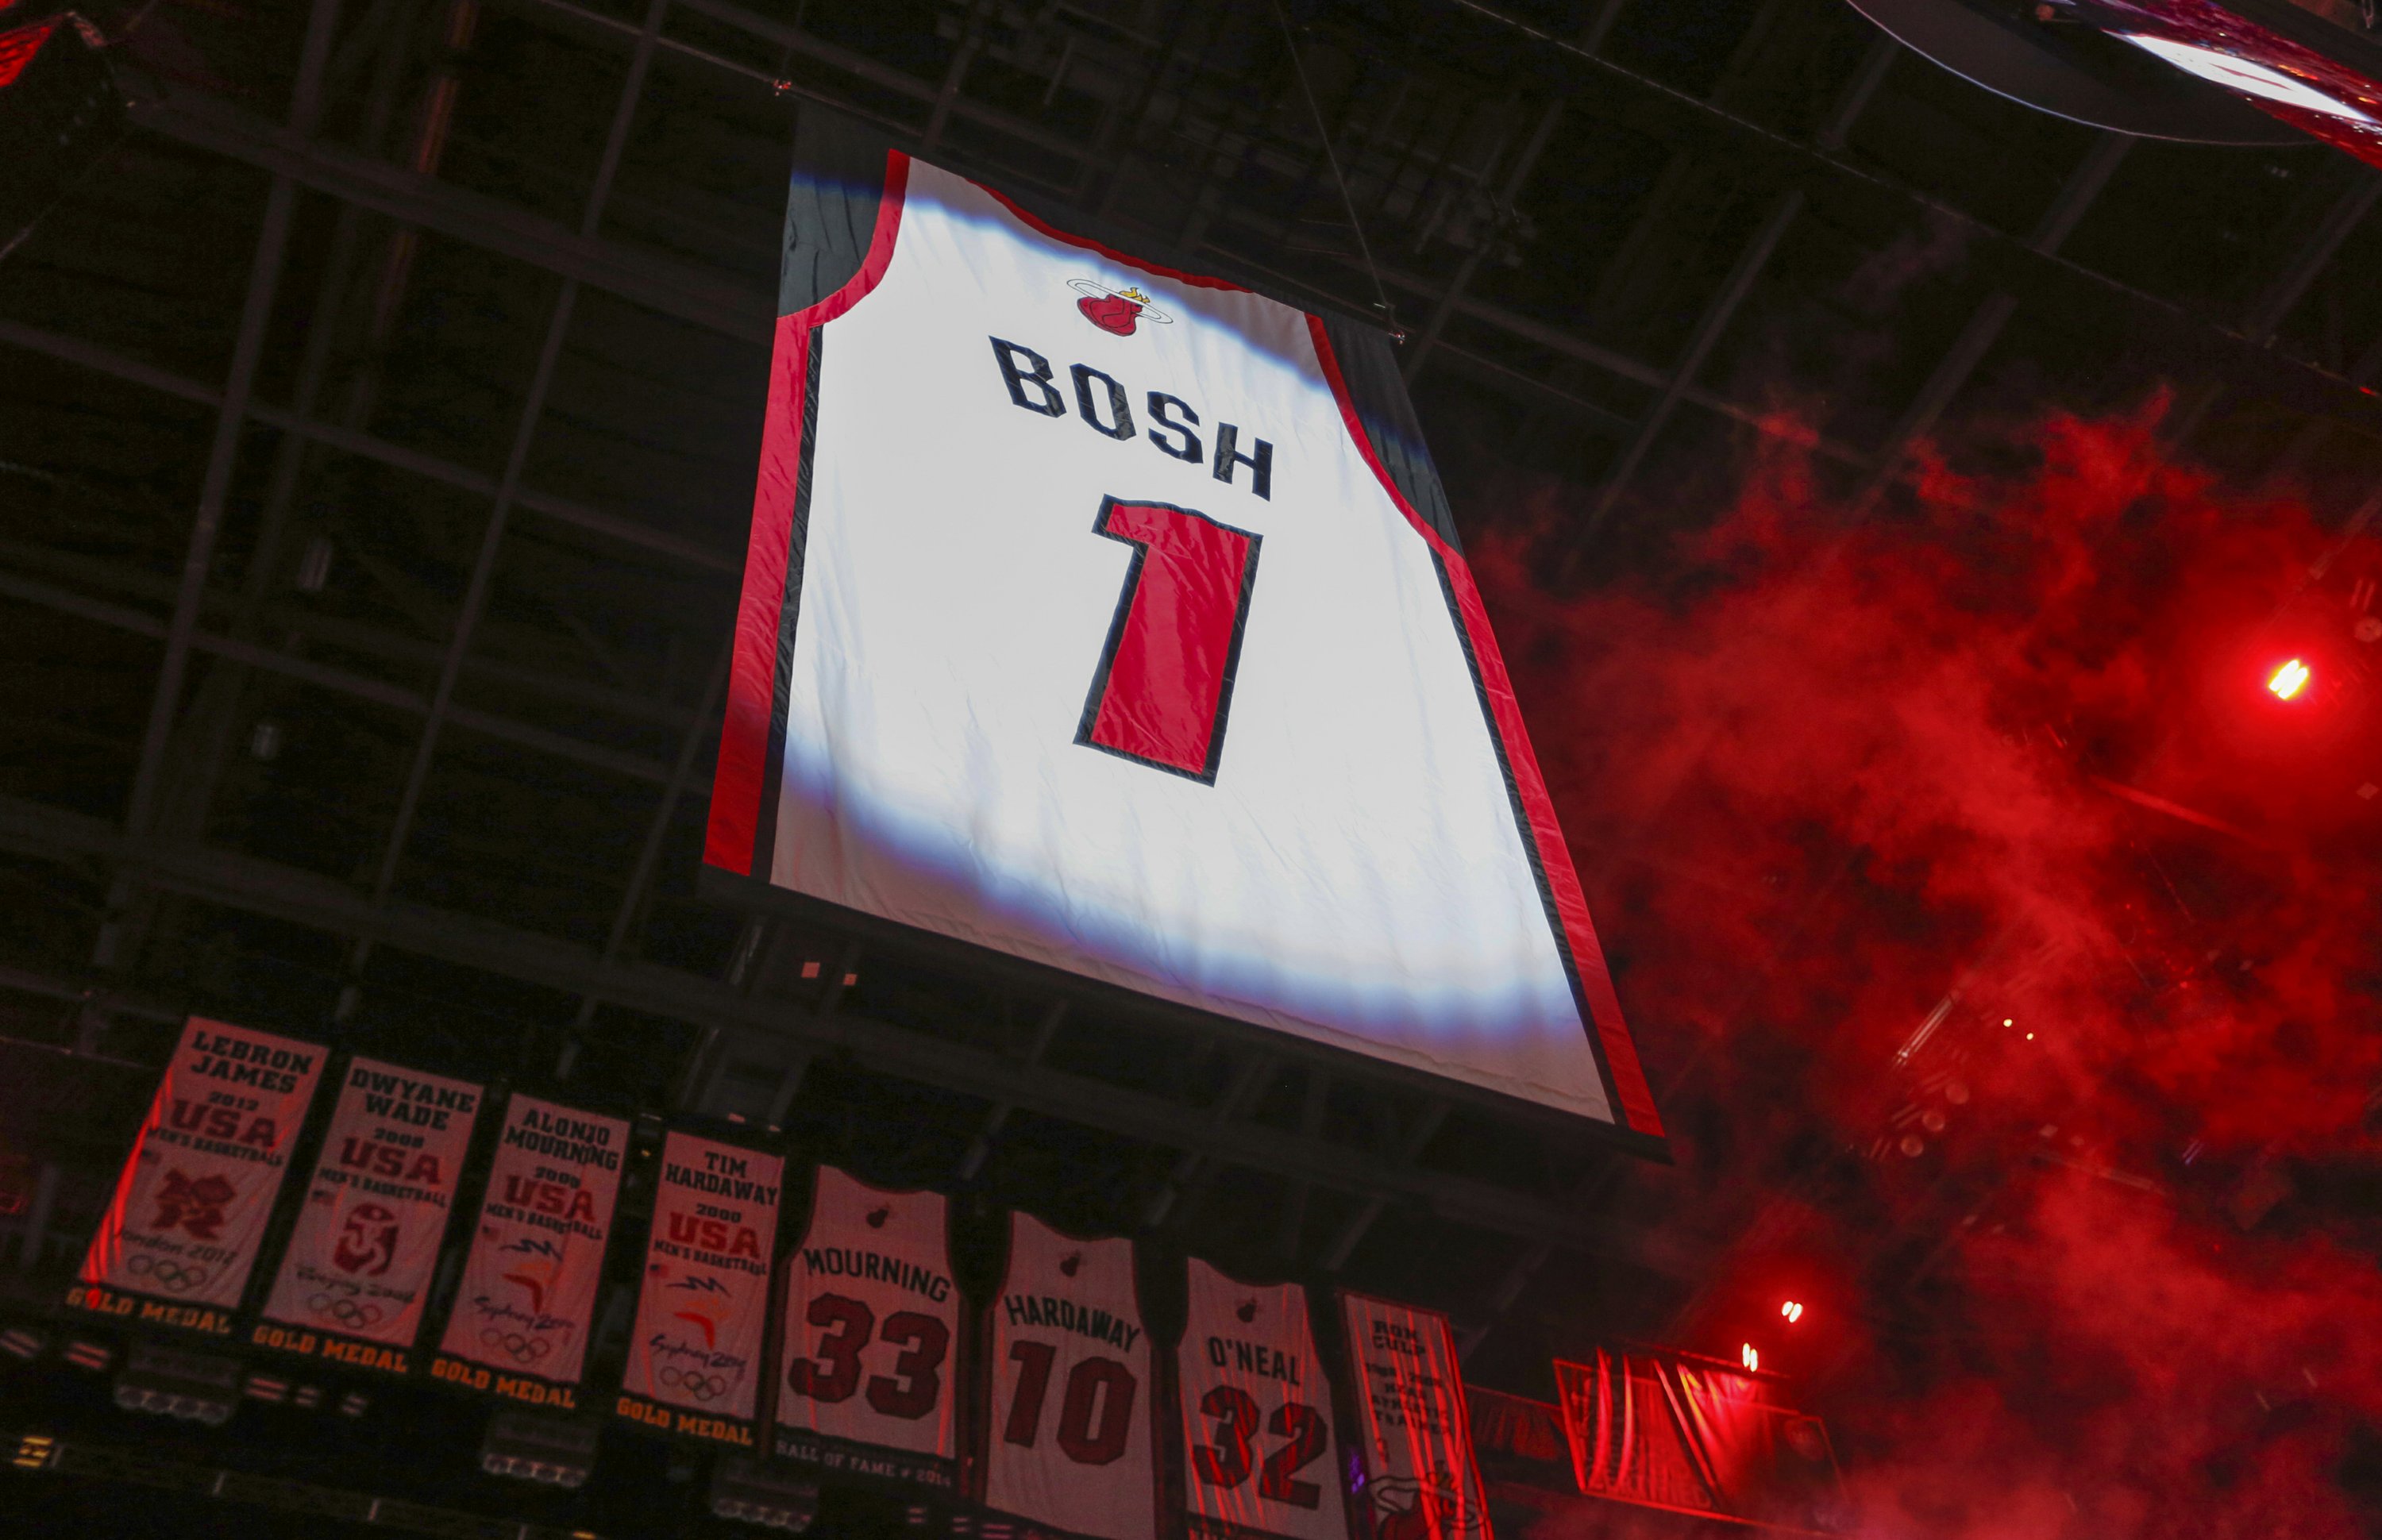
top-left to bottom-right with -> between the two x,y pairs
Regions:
1179,1261 -> 1347,1540
254,1057 -> 482,1375
433,1095 -> 627,1410
983,1212 -> 1158,1540
1339,1292 -> 1490,1540
619,1130 -> 784,1446
72,1018 -> 328,1334
703,115 -> 1661,1143
773,1166 -> 961,1491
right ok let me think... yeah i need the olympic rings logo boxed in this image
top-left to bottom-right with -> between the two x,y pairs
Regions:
658,1365 -> 731,1402
480,1328 -> 554,1365
307,1292 -> 386,1328
129,1255 -> 210,1293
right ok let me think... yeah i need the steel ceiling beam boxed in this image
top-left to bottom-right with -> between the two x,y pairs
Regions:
0,791 -> 1701,1278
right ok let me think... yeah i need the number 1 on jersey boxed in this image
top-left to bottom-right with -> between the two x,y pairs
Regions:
1077,497 -> 1262,785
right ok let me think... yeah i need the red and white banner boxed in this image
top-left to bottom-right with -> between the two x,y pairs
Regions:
433,1095 -> 627,1408
1179,1261 -> 1346,1540
619,1130 -> 784,1445
253,1057 -> 480,1371
984,1212 -> 1157,1540
1339,1293 -> 1491,1540
73,1018 -> 327,1330
773,1166 -> 961,1489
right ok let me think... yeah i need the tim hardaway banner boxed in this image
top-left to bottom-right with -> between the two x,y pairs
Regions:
705,129 -> 1660,1140
1179,1261 -> 1347,1540
73,1018 -> 327,1332
433,1095 -> 627,1409
255,1057 -> 482,1373
773,1165 -> 960,1489
619,1130 -> 784,1445
1339,1293 -> 1491,1540
984,1213 -> 1157,1540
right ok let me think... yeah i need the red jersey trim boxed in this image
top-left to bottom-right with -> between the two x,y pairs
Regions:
1305,317 -> 1664,1139
706,151 -> 912,875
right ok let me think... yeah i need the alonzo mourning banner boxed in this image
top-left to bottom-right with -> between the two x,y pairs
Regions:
1339,1292 -> 1491,1540
1179,1261 -> 1347,1540
619,1130 -> 784,1446
433,1094 -> 627,1411
773,1165 -> 960,1490
72,1018 -> 327,1334
984,1212 -> 1158,1540
255,1057 -> 482,1375
703,114 -> 1661,1142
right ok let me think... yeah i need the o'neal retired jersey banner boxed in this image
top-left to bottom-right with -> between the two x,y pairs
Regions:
619,1130 -> 784,1445
72,1017 -> 326,1333
984,1213 -> 1158,1540
1339,1294 -> 1490,1540
433,1095 -> 626,1409
1179,1261 -> 1347,1540
255,1057 -> 480,1373
773,1166 -> 960,1488
705,137 -> 1659,1139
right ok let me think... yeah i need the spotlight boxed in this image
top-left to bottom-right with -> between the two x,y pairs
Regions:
1780,1300 -> 1805,1323
1740,1343 -> 1760,1373
2268,659 -> 2311,700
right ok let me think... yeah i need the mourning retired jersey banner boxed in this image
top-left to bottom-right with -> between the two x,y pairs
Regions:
433,1095 -> 626,1409
619,1130 -> 784,1446
1339,1293 -> 1490,1540
1178,1261 -> 1347,1540
773,1165 -> 961,1488
983,1212 -> 1157,1540
706,142 -> 1660,1138
255,1057 -> 481,1373
71,1017 -> 327,1334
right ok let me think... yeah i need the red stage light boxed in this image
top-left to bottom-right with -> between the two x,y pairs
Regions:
1780,1300 -> 1805,1323
1740,1342 -> 1760,1372
2268,659 -> 2311,700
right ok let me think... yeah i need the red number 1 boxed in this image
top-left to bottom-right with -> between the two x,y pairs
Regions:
1076,497 -> 1262,784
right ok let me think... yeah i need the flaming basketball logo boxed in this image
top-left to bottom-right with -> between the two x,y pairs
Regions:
1069,278 -> 1173,337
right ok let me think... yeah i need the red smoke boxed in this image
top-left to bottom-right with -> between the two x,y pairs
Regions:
1473,404 -> 2382,1536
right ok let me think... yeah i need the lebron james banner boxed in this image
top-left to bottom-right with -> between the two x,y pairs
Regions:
71,1017 -> 327,1334
1339,1292 -> 1490,1540
619,1130 -> 785,1446
773,1165 -> 961,1491
254,1057 -> 482,1375
982,1212 -> 1158,1540
1178,1261 -> 1348,1540
432,1094 -> 627,1410
703,110 -> 1660,1142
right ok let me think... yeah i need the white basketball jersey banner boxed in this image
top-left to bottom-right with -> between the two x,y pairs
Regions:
73,1017 -> 326,1330
773,1166 -> 962,1489
707,147 -> 1660,1138
984,1212 -> 1158,1540
1178,1261 -> 1347,1540
256,1057 -> 480,1371
434,1095 -> 626,1408
619,1131 -> 784,1445
1339,1293 -> 1490,1540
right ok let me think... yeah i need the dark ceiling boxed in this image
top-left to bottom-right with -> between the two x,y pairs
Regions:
2,0 -> 2380,1501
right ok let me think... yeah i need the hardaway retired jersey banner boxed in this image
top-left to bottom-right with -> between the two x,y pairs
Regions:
984,1213 -> 1158,1540
257,1057 -> 481,1370
1179,1261 -> 1347,1540
706,145 -> 1659,1137
773,1166 -> 960,1488
619,1131 -> 784,1442
75,1017 -> 327,1327
434,1095 -> 626,1405
1339,1294 -> 1490,1540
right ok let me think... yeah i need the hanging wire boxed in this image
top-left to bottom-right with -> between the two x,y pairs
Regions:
1266,0 -> 1404,338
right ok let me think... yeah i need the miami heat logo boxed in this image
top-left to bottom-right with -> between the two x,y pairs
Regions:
1069,279 -> 1173,337
333,1202 -> 399,1276
865,1205 -> 892,1229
